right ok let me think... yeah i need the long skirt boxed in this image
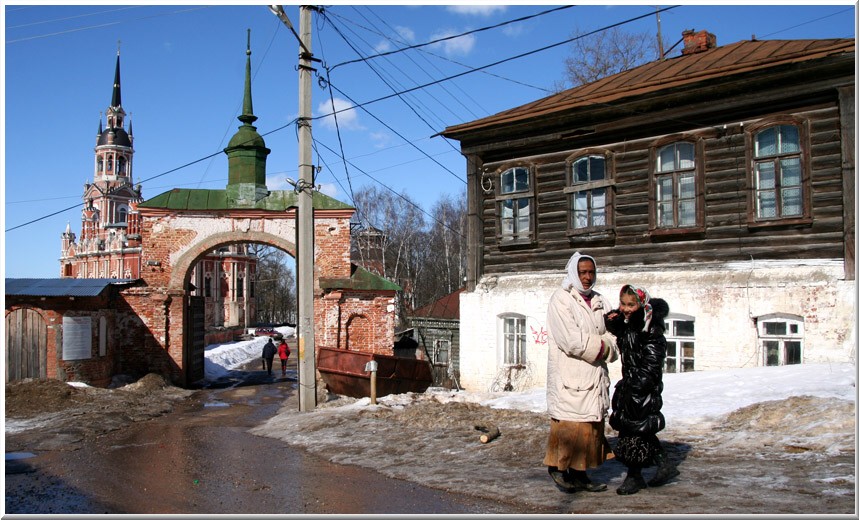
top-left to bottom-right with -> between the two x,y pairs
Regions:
543,419 -> 614,471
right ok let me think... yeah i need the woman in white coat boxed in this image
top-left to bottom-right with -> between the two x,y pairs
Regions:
543,252 -> 619,493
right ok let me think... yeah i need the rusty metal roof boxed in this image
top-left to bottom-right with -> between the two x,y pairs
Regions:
411,288 -> 464,320
5,278 -> 137,297
443,38 -> 855,137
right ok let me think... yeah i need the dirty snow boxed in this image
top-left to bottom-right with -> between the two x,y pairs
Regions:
199,333 -> 857,513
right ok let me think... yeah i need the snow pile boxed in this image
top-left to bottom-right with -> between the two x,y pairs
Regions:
204,326 -> 294,380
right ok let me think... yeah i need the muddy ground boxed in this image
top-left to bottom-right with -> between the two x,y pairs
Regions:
5,374 -> 856,515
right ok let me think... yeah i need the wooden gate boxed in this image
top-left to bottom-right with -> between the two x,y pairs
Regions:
5,308 -> 48,382
185,296 -> 206,385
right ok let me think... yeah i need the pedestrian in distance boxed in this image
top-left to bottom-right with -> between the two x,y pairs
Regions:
605,284 -> 679,495
262,338 -> 277,376
543,251 -> 619,494
277,338 -> 291,377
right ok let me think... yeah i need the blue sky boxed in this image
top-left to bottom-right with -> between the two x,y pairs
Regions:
3,3 -> 856,278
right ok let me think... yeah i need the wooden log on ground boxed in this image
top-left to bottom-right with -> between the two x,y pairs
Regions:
475,424 -> 500,443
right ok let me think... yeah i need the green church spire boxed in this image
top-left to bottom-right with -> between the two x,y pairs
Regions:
225,29 -> 270,207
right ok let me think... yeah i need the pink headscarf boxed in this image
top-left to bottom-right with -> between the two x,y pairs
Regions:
620,284 -> 653,332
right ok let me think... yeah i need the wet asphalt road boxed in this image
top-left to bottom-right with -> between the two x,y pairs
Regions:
5,360 -> 543,515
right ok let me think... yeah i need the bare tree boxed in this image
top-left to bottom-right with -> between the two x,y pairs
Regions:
421,191 -> 467,302
253,246 -> 296,325
556,26 -> 659,91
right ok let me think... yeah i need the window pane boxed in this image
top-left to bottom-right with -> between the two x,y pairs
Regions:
682,359 -> 695,372
502,168 -> 528,194
785,341 -> 802,365
782,187 -> 802,216
679,174 -> 695,199
679,200 -> 695,226
666,341 -> 677,357
657,177 -> 673,201
764,321 -> 787,335
789,324 -> 799,334
681,342 -> 695,358
781,158 -> 801,186
501,169 -> 515,194
674,320 -> 695,336
574,158 -> 589,183
756,162 -> 776,189
756,127 -> 777,157
515,168 -> 530,191
665,358 -> 677,373
501,199 -> 514,218
517,199 -> 530,236
779,125 -> 800,153
764,341 -> 779,366
757,191 -> 776,218
658,202 -> 674,227
590,157 -> 605,181
572,193 -> 586,229
677,143 -> 695,169
592,188 -> 606,227
658,146 -> 675,172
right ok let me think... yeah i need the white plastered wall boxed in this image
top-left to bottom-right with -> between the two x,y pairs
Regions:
458,260 -> 856,392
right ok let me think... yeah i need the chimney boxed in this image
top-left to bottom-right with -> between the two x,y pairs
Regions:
681,29 -> 717,55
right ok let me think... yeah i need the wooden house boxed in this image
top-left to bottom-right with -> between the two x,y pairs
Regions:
406,288 -> 464,389
441,31 -> 855,391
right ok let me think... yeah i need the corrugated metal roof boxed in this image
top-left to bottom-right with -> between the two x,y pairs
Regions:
5,278 -> 137,297
443,38 -> 855,137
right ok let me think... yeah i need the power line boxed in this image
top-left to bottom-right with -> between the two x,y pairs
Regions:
326,5 -> 575,72
6,6 -> 212,44
320,12 -> 466,183
307,7 -> 681,124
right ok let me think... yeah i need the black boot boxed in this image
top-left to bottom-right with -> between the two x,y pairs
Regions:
547,466 -> 577,493
648,452 -> 679,487
617,468 -> 646,495
566,469 -> 607,492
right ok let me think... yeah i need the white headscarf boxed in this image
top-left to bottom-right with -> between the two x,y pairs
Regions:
561,251 -> 597,296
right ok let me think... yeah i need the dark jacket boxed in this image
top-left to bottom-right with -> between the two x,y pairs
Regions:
606,297 -> 670,436
262,340 -> 277,360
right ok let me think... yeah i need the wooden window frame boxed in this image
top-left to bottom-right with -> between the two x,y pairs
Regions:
756,313 -> 804,366
745,118 -> 812,229
499,313 -> 527,367
495,164 -> 536,246
564,150 -> 615,237
649,137 -> 705,237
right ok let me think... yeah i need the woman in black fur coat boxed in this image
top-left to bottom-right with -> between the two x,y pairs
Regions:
605,284 -> 679,495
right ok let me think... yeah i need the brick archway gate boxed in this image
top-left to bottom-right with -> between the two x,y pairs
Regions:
120,205 -> 400,387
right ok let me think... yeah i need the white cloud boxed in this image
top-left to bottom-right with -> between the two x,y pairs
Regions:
446,5 -> 507,17
374,40 -> 392,53
317,182 -> 338,199
394,25 -> 415,43
315,96 -> 361,131
266,175 -> 294,191
430,30 -> 476,57
369,131 -> 392,149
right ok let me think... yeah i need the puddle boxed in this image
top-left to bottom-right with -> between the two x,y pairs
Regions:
6,452 -> 36,461
203,402 -> 230,408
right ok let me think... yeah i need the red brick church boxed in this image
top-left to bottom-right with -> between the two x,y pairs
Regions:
58,51 -> 258,334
